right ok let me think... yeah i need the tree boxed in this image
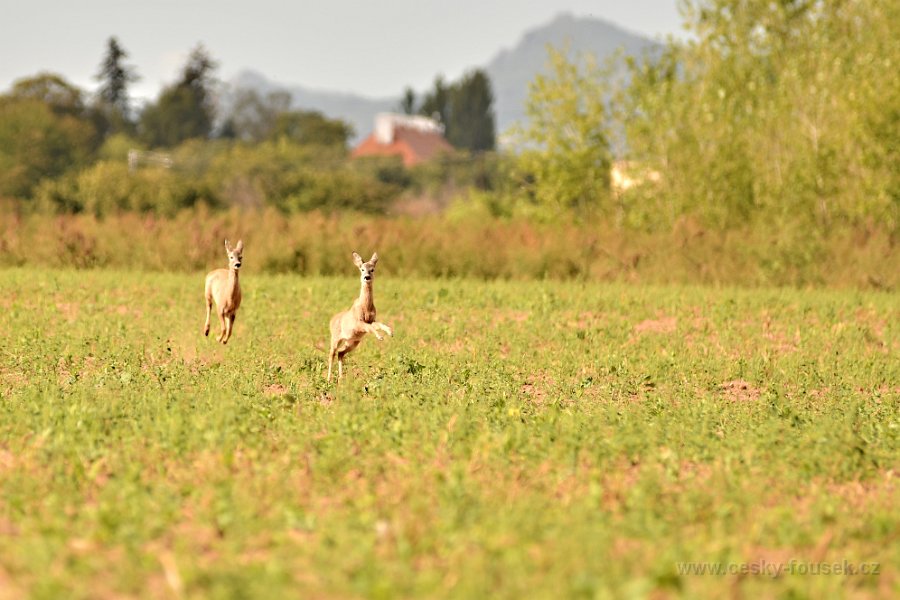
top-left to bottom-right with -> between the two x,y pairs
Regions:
511,48 -> 612,217
417,71 -> 496,152
0,91 -> 96,198
446,69 -> 495,152
399,87 -> 416,115
139,45 -> 218,147
95,37 -> 139,134
221,87 -> 291,142
10,73 -> 86,116
617,0 -> 900,229
270,110 -> 353,148
419,76 -> 450,128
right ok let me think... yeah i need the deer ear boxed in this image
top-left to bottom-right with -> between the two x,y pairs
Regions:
224,239 -> 232,252
370,252 -> 378,264
235,240 -> 243,252
352,252 -> 363,267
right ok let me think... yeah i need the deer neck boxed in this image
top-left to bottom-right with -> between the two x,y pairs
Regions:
356,280 -> 375,322
226,267 -> 240,293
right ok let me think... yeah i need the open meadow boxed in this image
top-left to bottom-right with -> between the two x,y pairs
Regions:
0,268 -> 897,598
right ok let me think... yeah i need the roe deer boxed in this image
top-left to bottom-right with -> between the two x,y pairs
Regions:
327,252 -> 393,382
203,239 -> 243,344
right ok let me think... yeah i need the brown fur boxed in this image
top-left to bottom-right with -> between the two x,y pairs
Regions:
203,239 -> 243,344
327,252 -> 393,382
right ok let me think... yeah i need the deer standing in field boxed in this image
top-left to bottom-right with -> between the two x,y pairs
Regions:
203,239 -> 243,344
327,252 -> 393,382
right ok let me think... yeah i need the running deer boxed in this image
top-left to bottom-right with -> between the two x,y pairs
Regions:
327,252 -> 393,382
203,239 -> 243,344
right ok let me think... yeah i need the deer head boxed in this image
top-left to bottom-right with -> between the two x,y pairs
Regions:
352,251 -> 378,283
225,239 -> 243,270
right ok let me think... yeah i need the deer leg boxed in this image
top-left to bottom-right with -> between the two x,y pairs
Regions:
203,298 -> 212,336
374,322 -> 393,337
223,313 -> 235,344
216,311 -> 226,343
363,323 -> 384,340
327,344 -> 337,382
337,350 -> 346,381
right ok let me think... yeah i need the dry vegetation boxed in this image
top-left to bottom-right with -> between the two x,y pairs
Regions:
1,209 -> 896,289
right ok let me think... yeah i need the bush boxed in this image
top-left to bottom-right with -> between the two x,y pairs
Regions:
34,160 -> 214,216
201,140 -> 400,213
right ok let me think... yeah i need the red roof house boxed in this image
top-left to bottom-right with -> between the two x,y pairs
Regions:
352,113 -> 453,167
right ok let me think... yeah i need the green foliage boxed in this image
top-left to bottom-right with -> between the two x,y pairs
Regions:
197,140 -> 395,212
419,75 -> 450,127
446,70 -> 496,152
221,87 -> 291,142
93,37 -> 139,136
96,133 -> 144,161
139,45 -> 218,148
270,110 -> 353,148
509,48 -> 613,218
220,87 -> 353,148
33,160 -> 212,216
616,0 -> 900,229
3,2 -> 897,235
418,70 -> 496,152
9,73 -> 88,116
0,94 -> 97,199
408,151 -> 502,195
0,269 -> 897,597
399,87 -> 416,114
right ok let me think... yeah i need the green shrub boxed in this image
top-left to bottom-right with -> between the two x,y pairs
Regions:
34,160 -> 214,216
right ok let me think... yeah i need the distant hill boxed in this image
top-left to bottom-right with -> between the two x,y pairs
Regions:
225,13 -> 660,142
485,13 -> 660,134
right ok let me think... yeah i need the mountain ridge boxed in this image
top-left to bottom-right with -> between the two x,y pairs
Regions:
225,13 -> 660,142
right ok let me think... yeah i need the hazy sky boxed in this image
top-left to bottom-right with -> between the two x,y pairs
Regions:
1,1 -> 684,100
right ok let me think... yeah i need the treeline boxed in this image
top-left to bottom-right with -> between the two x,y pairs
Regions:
1,1 -> 898,236
0,40 -> 499,215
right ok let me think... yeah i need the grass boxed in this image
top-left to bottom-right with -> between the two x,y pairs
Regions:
0,267 -> 897,598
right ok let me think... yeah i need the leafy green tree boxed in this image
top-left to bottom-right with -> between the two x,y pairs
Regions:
94,37 -> 139,135
9,73 -> 87,116
446,70 -> 495,152
139,45 -> 218,147
511,48 -> 612,217
617,0 -> 899,229
221,87 -> 291,142
419,76 -> 450,128
0,93 -> 96,198
270,110 -> 353,148
417,71 -> 495,152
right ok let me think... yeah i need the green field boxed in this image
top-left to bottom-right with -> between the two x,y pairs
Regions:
0,268 -> 897,598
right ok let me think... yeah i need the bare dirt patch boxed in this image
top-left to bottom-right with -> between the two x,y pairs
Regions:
720,380 -> 762,402
634,315 -> 677,335
825,471 -> 897,509
55,302 -> 79,322
264,384 -> 288,396
565,310 -> 606,330
492,310 -> 531,327
520,371 -> 558,405
0,370 -> 28,395
111,304 -> 143,318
